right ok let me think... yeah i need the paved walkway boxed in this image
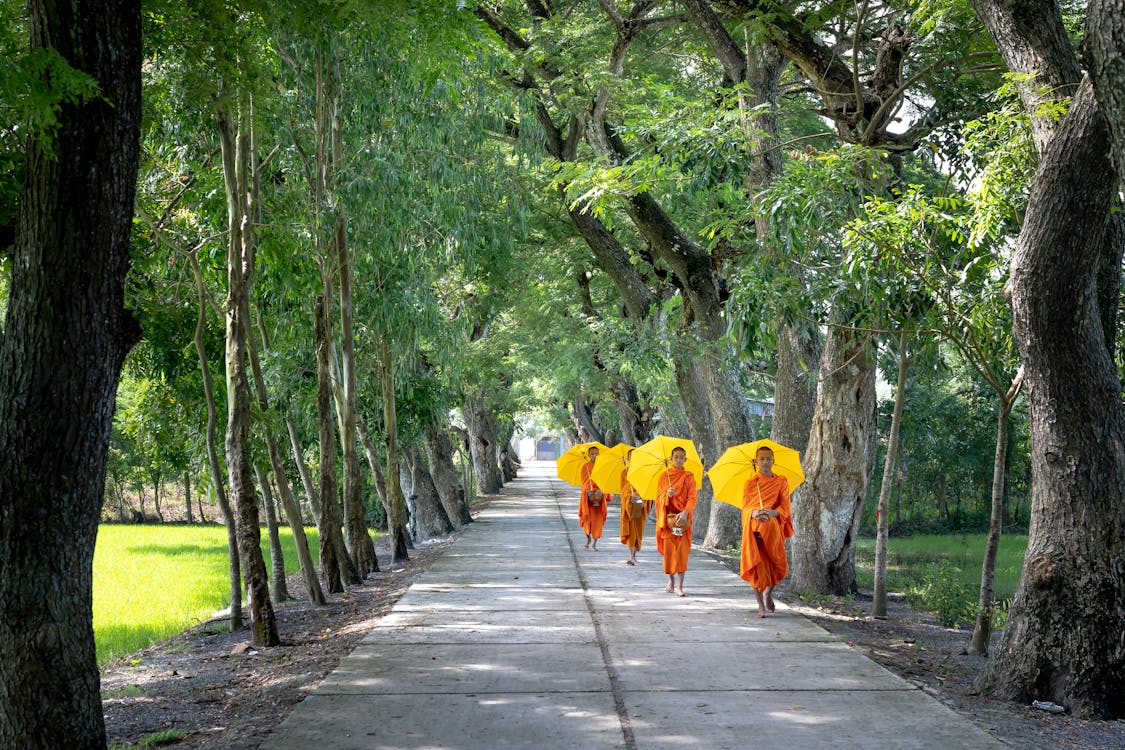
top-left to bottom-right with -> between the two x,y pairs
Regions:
260,461 -> 1005,749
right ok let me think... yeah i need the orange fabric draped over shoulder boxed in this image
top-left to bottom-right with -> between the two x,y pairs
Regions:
739,473 -> 794,589
579,459 -> 608,539
655,466 -> 697,574
618,472 -> 651,550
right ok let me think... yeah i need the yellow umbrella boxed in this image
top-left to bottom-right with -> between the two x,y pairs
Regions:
708,438 -> 804,509
591,443 -> 633,494
556,441 -> 610,487
626,435 -> 704,500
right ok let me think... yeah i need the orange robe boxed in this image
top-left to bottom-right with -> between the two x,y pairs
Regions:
655,467 -> 697,574
739,473 -> 794,589
618,472 -> 652,550
579,459 -> 608,539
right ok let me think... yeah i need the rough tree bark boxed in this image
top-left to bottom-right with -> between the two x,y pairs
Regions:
971,0 -> 1125,718
314,295 -> 361,592
462,386 -> 505,495
0,1 -> 141,745
974,78 -> 1125,718
423,419 -> 473,527
401,445 -> 454,539
216,91 -> 278,647
789,327 -> 877,595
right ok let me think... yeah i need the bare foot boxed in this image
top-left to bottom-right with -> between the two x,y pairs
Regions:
665,583 -> 675,593
756,610 -> 766,619
625,559 -> 635,565
765,592 -> 775,612
676,590 -> 687,597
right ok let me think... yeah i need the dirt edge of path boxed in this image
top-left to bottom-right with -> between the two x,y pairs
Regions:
103,521 -> 1122,749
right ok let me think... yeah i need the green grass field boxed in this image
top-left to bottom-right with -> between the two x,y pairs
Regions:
93,524 -> 321,665
854,533 -> 1028,628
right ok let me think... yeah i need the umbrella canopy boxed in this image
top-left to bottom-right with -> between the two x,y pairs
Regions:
626,435 -> 704,500
708,438 -> 804,509
591,443 -> 633,494
556,441 -> 610,487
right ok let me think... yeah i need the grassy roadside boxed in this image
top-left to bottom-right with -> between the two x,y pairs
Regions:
853,533 -> 1028,628
93,524 -> 323,664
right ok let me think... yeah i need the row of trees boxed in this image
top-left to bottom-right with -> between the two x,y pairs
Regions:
3,1 -> 1125,746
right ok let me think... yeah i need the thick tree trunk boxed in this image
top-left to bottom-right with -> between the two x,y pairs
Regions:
972,0 -> 1125,718
462,387 -> 504,495
669,357 -> 716,538
789,327 -> 877,595
314,295 -> 361,592
772,325 -> 820,453
1088,0 -> 1125,180
255,465 -> 291,604
873,336 -> 909,618
974,80 -> 1125,719
190,253 -> 242,630
401,446 -> 454,539
217,94 -> 278,648
610,377 -> 653,447
0,1 -> 141,745
423,419 -> 472,527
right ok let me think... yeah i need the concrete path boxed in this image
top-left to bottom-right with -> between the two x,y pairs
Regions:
260,462 -> 1005,749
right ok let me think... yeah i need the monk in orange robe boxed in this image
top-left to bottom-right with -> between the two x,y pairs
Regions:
739,445 -> 794,617
655,446 -> 698,596
579,446 -> 609,550
618,450 -> 652,565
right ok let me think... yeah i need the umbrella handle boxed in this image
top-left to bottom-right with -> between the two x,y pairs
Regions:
756,480 -> 764,510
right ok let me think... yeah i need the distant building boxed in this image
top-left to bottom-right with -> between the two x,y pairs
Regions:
535,436 -> 561,461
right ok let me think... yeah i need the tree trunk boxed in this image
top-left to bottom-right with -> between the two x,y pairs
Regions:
873,335 -> 910,619
287,416 -> 321,521
255,464 -> 290,604
401,446 -> 454,539
462,387 -> 504,495
379,340 -> 410,563
0,1 -> 141,745
152,476 -> 164,522
184,471 -> 193,523
672,357 -> 716,540
248,324 -> 326,605
974,79 -> 1125,718
332,201 -> 377,578
422,419 -> 472,527
217,93 -> 278,648
314,295 -> 361,592
190,250 -> 242,629
789,327 -> 877,595
267,431 -> 326,605
499,439 -> 519,482
967,388 -> 1018,655
772,325 -> 821,454
972,0 -> 1125,717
